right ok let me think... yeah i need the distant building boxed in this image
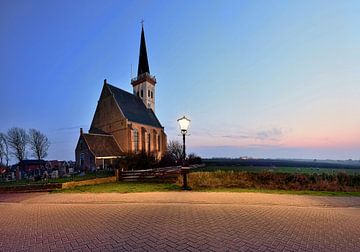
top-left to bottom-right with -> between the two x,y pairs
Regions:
75,25 -> 167,171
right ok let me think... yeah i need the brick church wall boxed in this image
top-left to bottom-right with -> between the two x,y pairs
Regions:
89,84 -> 167,158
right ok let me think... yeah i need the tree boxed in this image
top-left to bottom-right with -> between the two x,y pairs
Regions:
167,140 -> 183,162
0,133 -> 10,166
188,153 -> 202,165
121,151 -> 157,170
7,127 -> 28,162
28,129 -> 50,160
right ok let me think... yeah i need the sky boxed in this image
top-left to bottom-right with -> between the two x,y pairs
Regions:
1,0 -> 360,162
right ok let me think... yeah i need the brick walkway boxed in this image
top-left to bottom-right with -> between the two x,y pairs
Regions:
0,192 -> 359,251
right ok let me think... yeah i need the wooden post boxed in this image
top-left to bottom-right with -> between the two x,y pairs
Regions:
116,169 -> 122,182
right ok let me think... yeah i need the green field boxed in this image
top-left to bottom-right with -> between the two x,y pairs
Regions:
56,182 -> 360,196
196,165 -> 360,175
57,182 -> 180,193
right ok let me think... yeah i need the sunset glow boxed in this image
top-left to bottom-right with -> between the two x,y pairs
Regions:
1,0 -> 360,160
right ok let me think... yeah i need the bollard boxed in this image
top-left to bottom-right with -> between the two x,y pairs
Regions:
180,167 -> 190,190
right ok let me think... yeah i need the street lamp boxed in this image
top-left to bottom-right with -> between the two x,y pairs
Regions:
177,116 -> 191,190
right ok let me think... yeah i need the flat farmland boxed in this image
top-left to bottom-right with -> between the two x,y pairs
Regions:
198,165 -> 360,175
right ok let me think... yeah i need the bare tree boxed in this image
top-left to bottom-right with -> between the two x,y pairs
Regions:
167,140 -> 183,161
0,132 -> 10,166
7,127 -> 28,162
28,129 -> 50,160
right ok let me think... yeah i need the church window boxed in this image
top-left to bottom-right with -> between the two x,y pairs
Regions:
157,135 -> 160,151
147,133 -> 151,152
80,153 -> 85,166
133,129 -> 139,153
151,91 -> 153,98
148,90 -> 150,97
141,90 -> 143,97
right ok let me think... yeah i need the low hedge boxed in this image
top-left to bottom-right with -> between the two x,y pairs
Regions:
180,171 -> 360,192
0,183 -> 62,192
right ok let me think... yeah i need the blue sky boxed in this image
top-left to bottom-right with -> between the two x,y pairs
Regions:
1,0 -> 360,162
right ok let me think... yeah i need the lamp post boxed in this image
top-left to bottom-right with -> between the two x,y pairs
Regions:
177,116 -> 191,190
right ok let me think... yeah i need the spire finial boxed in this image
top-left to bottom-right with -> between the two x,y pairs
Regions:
140,19 -> 144,27
137,22 -> 150,76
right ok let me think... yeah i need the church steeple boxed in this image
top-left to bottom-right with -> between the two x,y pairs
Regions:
131,23 -> 157,112
137,25 -> 150,76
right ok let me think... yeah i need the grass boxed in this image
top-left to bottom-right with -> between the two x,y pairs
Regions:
56,181 -> 360,196
57,182 -> 181,193
198,165 -> 360,175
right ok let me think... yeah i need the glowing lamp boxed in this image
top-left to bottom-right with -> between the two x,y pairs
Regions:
177,116 -> 191,135
177,115 -> 191,190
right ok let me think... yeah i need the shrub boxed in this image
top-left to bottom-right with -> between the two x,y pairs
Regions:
188,153 -> 203,165
157,151 -> 177,167
179,171 -> 360,192
122,152 -> 157,170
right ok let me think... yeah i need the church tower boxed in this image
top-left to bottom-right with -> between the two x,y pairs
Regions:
131,25 -> 157,112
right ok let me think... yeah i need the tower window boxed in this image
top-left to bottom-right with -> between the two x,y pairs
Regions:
141,90 -> 143,97
151,91 -> 153,98
148,90 -> 150,97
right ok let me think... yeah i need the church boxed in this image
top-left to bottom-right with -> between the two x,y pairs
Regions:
75,26 -> 167,170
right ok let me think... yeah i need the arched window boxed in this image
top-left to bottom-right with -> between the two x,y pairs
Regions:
157,135 -> 160,151
148,90 -> 150,97
151,91 -> 153,98
147,133 -> 151,152
133,129 -> 139,153
141,90 -> 143,97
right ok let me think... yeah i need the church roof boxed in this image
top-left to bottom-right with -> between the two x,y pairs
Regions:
106,83 -> 163,128
82,133 -> 123,157
137,25 -> 150,76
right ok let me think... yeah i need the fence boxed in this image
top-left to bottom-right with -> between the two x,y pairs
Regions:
116,164 -> 205,182
116,166 -> 181,182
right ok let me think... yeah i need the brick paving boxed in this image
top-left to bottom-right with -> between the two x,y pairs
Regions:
0,192 -> 359,251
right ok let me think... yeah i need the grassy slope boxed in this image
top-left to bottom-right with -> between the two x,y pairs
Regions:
57,182 -> 181,193
57,182 -> 360,196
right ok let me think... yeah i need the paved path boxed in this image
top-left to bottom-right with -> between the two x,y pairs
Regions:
0,192 -> 359,251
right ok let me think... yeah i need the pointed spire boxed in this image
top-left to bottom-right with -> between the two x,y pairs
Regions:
137,24 -> 150,76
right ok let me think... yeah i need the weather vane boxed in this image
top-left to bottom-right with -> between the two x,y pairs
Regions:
141,19 -> 144,26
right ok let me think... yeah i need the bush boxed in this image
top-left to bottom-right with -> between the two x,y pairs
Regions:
157,152 -> 177,167
188,153 -> 202,165
122,152 -> 157,170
